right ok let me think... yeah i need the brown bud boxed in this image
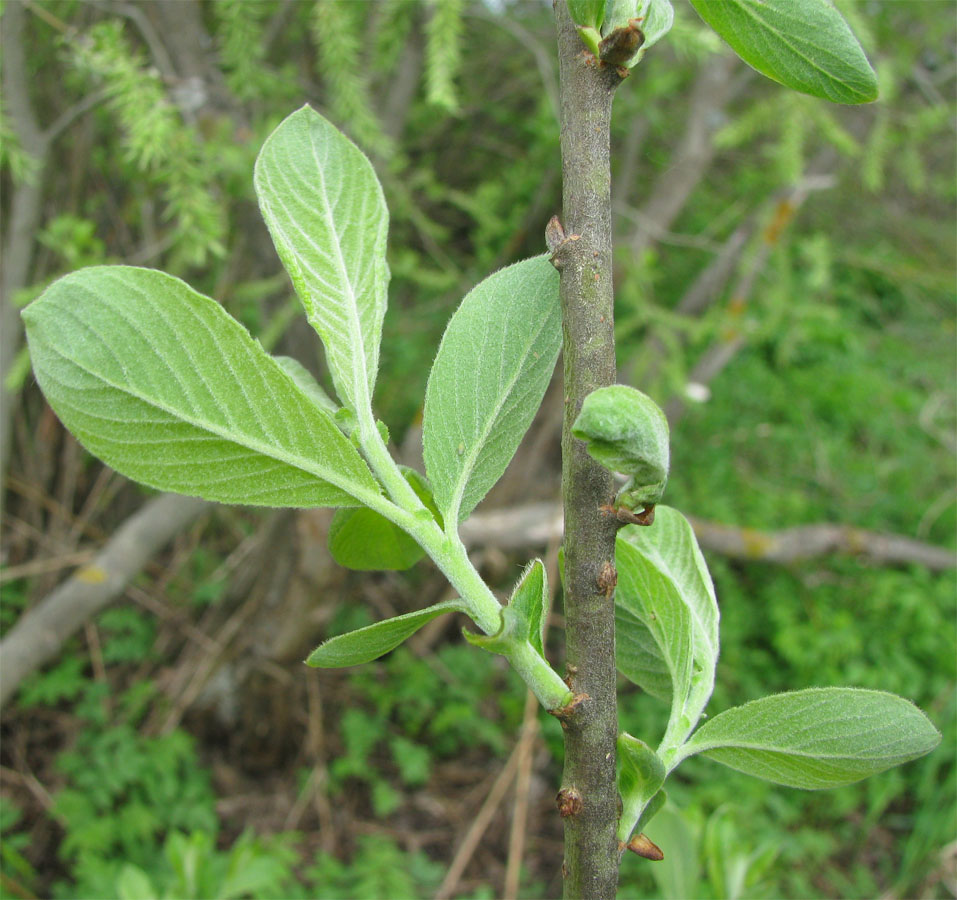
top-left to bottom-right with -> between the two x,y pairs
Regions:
597,560 -> 617,597
626,833 -> 664,861
598,18 -> 645,67
545,215 -> 566,254
556,787 -> 583,818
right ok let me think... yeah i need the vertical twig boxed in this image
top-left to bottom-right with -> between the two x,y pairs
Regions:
552,3 -> 623,898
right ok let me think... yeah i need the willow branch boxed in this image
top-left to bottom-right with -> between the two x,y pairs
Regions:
553,3 -> 624,897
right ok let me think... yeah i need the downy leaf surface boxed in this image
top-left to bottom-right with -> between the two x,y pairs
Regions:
688,0 -> 878,104
465,559 -> 548,658
616,534 -> 693,715
618,733 -> 667,841
616,506 -> 719,748
674,687 -> 941,789
423,257 -> 561,524
255,105 -> 389,411
272,355 -> 339,417
23,267 -> 378,507
307,600 -> 464,667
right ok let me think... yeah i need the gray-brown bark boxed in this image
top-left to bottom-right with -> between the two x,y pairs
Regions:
0,493 -> 210,708
553,4 -> 623,897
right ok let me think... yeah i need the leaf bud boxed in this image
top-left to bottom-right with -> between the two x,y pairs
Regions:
571,384 -> 669,510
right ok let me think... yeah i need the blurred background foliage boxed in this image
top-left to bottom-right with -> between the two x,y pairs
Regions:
0,1 -> 954,898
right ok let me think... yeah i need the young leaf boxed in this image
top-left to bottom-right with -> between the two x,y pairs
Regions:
572,384 -> 670,513
272,355 -> 338,417
22,267 -> 379,507
254,105 -> 389,412
307,600 -> 464,667
618,733 -> 667,842
510,559 -> 548,658
464,559 -> 548,657
602,0 -> 674,62
615,602 -> 672,702
618,506 -> 719,750
567,0 -> 606,55
688,0 -> 878,104
615,534 -> 693,722
567,0 -> 606,31
423,257 -> 561,524
328,467 -> 441,571
673,688 -> 941,788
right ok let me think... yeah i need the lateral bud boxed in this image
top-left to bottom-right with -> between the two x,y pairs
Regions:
598,18 -> 645,68
556,786 -> 583,818
625,832 -> 664,861
545,214 -> 580,268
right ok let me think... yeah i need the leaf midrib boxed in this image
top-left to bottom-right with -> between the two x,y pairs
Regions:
731,0 -> 869,100
42,336 -> 378,505
446,308 -> 552,524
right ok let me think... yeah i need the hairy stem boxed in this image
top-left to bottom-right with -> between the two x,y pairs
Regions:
554,3 -> 624,897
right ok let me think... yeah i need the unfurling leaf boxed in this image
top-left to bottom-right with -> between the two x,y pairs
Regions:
618,733 -> 667,842
567,0 -> 606,31
572,384 -> 669,512
307,600 -> 464,667
464,559 -> 548,657
23,266 -> 378,508
601,0 -> 674,64
688,0 -> 878,104
673,687 -> 941,788
616,507 -> 719,753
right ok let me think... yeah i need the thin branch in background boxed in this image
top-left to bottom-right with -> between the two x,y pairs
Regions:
458,501 -> 956,572
665,174 -> 835,425
434,748 -> 521,900
0,493 -> 210,709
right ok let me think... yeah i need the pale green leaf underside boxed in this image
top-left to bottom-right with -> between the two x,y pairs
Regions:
307,600 -> 464,667
617,506 -> 719,742
272,355 -> 339,417
677,688 -> 941,789
618,732 -> 666,841
424,256 -> 561,524
255,105 -> 389,410
689,0 -> 878,104
23,266 -> 378,507
616,535 -> 693,712
511,559 -> 547,658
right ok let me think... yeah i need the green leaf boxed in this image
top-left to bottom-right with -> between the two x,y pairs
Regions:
616,533 -> 693,719
567,0 -> 606,31
647,805 -> 700,899
254,105 -> 389,412
602,0 -> 674,61
272,355 -> 338,416
116,864 -> 156,900
618,733 -> 667,842
688,0 -> 878,104
464,559 -> 548,657
423,256 -> 561,524
616,507 -> 719,750
674,688 -> 942,789
572,384 -> 670,510
307,600 -> 464,667
510,559 -> 548,657
328,467 -> 440,571
639,0 -> 674,52
23,266 -> 379,507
